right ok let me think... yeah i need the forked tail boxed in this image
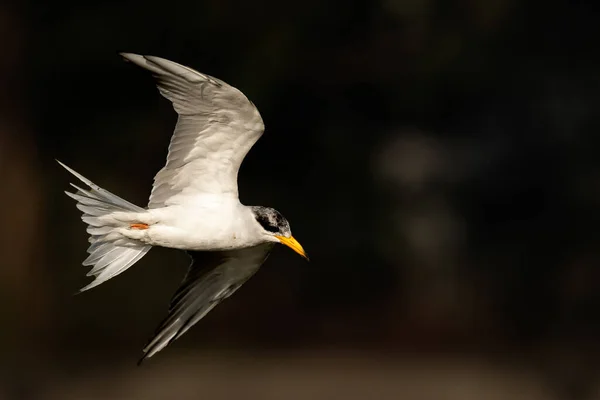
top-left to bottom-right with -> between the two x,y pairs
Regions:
58,161 -> 152,292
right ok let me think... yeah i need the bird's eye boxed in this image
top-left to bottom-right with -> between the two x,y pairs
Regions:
257,216 -> 279,233
266,224 -> 279,233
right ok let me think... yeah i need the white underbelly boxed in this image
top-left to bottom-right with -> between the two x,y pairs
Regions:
145,225 -> 253,251
128,202 -> 259,251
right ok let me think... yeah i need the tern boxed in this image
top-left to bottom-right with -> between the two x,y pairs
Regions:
59,53 -> 308,363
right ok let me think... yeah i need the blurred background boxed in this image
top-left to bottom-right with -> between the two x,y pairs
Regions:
1,0 -> 600,399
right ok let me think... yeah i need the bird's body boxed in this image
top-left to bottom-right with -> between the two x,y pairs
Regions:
109,197 -> 263,251
59,53 -> 307,363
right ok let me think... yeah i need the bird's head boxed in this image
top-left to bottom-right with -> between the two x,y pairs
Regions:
251,206 -> 308,260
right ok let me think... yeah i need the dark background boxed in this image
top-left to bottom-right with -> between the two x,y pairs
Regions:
1,0 -> 600,399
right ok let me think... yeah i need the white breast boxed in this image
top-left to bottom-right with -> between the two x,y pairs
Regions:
140,198 -> 260,251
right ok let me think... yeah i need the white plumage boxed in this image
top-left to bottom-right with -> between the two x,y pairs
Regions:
59,53 -> 307,363
124,54 -> 265,207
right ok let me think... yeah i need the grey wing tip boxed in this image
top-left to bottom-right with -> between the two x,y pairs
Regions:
138,343 -> 162,365
119,52 -> 140,59
120,52 -> 147,65
137,352 -> 149,366
120,53 -> 171,77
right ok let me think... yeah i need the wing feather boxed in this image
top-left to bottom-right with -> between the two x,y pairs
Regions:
138,244 -> 273,363
120,53 -> 265,207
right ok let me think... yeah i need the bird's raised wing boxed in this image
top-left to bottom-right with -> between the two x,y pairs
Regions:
121,53 -> 265,208
139,244 -> 273,363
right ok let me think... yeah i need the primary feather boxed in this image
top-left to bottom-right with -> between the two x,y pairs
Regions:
120,53 -> 265,207
140,244 -> 272,363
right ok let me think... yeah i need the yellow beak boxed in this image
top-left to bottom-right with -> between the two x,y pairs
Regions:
275,235 -> 309,260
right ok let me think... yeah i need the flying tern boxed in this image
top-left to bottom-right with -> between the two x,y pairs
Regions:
59,53 -> 308,363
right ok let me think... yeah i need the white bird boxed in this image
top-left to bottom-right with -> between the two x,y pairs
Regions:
58,53 -> 308,363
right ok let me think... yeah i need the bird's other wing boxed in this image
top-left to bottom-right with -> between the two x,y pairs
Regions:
139,244 -> 273,363
120,53 -> 265,208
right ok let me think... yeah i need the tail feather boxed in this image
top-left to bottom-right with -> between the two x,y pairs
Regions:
58,161 -> 152,292
60,163 -> 146,211
80,248 -> 149,291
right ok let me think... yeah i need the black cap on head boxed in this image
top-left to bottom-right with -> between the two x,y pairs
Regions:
251,206 -> 291,236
